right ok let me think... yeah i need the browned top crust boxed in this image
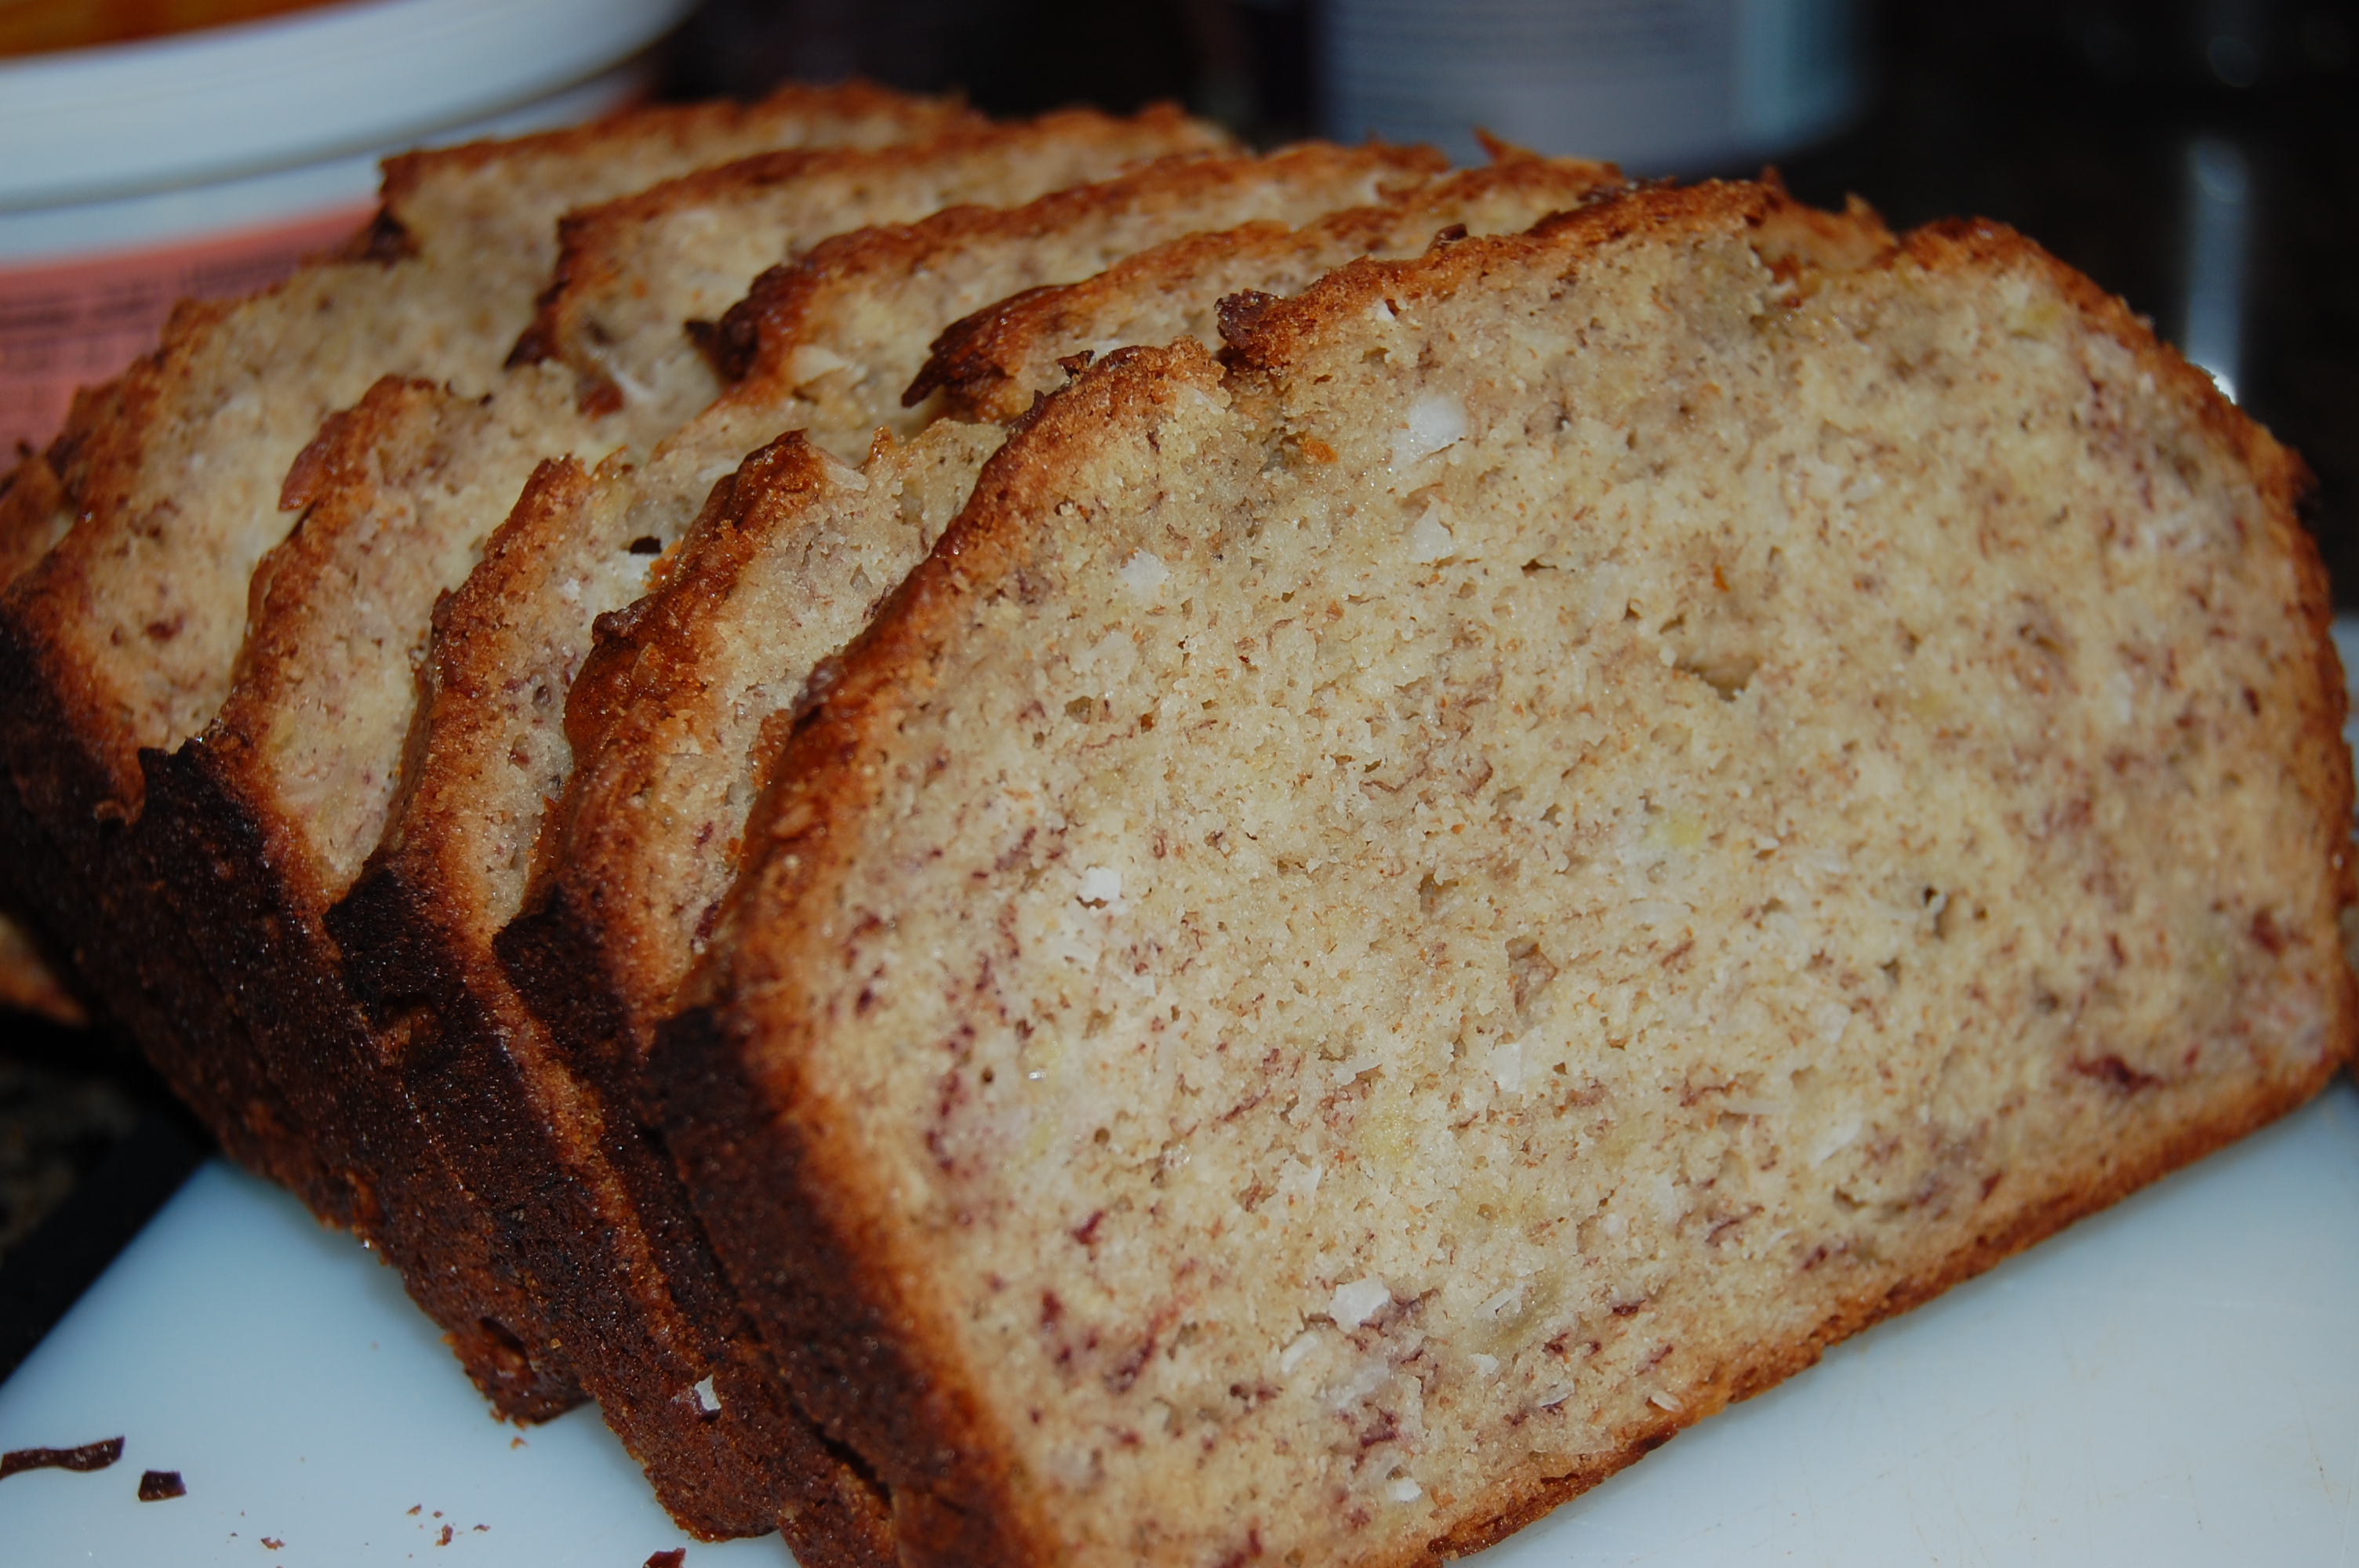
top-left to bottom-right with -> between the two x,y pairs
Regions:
660,180 -> 2352,1568
702,139 -> 1448,420
906,151 -> 1623,424
376,79 -> 975,212
513,105 -> 1238,409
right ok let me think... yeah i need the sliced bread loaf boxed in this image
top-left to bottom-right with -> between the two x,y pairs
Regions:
0,82 -> 969,1421
657,181 -> 2354,1566
223,135 -> 1413,1534
136,110 -> 1230,1543
323,141 -> 1448,1243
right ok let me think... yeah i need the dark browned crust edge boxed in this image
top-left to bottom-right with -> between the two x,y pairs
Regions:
308,451 -> 892,1551
475,437 -> 900,1553
136,739 -> 583,1420
0,593 -> 342,1218
331,779 -> 893,1550
0,453 -> 90,1025
661,179 -> 2357,1566
138,379 -> 587,1421
705,138 -> 1449,399
661,1000 -> 1023,1568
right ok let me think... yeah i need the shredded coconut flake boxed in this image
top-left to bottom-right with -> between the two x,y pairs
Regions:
1489,1036 -> 1523,1094
1470,1352 -> 1500,1376
1407,502 -> 1456,563
1279,1330 -> 1321,1374
1329,1276 -> 1392,1329
1387,1477 -> 1423,1503
1329,1356 -> 1390,1409
1814,1000 -> 1854,1046
1078,866 -> 1121,906
1649,1389 -> 1684,1413
692,1375 -> 721,1413
1117,550 -> 1171,597
787,343 -> 849,385
1391,393 -> 1468,468
1810,1112 -> 1863,1167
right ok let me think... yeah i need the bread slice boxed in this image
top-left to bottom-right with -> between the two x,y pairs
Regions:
656,180 -> 2354,1566
0,83 -> 969,1422
132,109 -> 1229,1546
500,154 -> 1624,1178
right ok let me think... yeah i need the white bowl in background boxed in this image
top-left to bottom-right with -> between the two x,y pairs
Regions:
0,0 -> 692,455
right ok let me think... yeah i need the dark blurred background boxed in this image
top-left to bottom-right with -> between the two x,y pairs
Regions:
5,0 -> 2356,1345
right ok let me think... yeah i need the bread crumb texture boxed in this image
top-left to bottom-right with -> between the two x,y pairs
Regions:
706,185 -> 2350,1566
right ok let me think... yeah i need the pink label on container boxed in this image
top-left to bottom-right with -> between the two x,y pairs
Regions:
1,204 -> 374,459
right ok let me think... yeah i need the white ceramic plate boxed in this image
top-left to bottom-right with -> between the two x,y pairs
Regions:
0,0 -> 694,210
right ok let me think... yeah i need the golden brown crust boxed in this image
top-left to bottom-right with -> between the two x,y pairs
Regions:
705,140 -> 1447,399
514,105 -> 1235,392
376,79 -> 976,212
906,152 -> 1622,423
660,180 -> 2356,1566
